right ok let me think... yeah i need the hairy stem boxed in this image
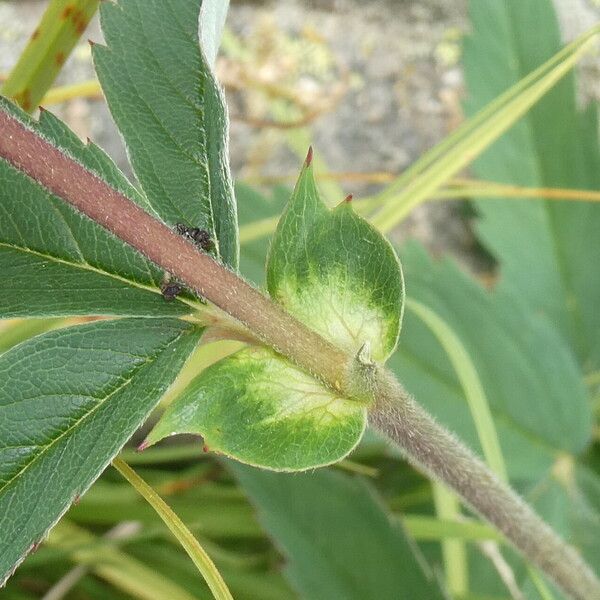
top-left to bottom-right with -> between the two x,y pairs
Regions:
1,106 -> 598,599
369,370 -> 600,600
0,109 -> 349,389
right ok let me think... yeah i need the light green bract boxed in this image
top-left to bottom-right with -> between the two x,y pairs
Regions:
148,158 -> 404,471
267,159 -> 404,362
146,347 -> 366,471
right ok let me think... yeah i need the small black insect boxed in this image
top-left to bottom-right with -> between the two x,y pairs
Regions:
175,223 -> 214,252
161,280 -> 183,302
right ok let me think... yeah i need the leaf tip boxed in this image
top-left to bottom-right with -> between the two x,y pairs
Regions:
136,440 -> 149,452
305,145 -> 314,167
344,194 -> 353,203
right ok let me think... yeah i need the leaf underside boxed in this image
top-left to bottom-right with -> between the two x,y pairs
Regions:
93,0 -> 239,269
0,96 -> 190,318
0,318 -> 202,584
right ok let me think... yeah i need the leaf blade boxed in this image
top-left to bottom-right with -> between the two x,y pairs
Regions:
464,0 -> 600,370
93,0 -> 238,269
391,243 -> 592,480
0,318 -> 202,584
0,97 -> 191,318
231,465 -> 446,600
267,161 -> 404,363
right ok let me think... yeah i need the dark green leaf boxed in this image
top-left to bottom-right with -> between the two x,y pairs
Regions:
93,0 -> 238,269
267,160 -> 404,363
0,318 -> 202,584
464,0 -> 600,370
0,97 -> 190,318
391,243 -> 592,480
231,464 -> 446,600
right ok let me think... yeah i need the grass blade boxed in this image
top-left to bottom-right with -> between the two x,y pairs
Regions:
112,458 -> 233,600
406,297 -> 507,481
2,0 -> 99,112
369,24 -> 600,231
432,483 -> 469,597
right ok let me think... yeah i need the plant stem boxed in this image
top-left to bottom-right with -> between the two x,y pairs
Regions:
1,106 -> 598,600
112,458 -> 233,600
368,370 -> 600,600
0,109 -> 350,392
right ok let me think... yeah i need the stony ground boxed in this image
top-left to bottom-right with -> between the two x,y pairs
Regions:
1,0 -> 599,271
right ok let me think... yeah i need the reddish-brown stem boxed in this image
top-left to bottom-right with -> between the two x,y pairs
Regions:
0,109 -> 349,390
1,107 -> 599,600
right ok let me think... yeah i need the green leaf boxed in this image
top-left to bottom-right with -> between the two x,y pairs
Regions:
464,0 -> 600,370
0,97 -> 190,318
0,318 -> 202,584
93,0 -> 239,270
199,0 -> 230,68
2,0 -> 99,112
146,346 -> 367,471
267,159 -> 404,363
390,243 -> 592,481
230,464 -> 446,600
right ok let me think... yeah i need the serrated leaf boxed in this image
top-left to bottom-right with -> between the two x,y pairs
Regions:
230,464 -> 446,600
464,0 -> 600,370
391,243 -> 592,480
0,318 -> 202,584
93,0 -> 238,269
146,346 -> 367,471
267,160 -> 404,363
0,97 -> 191,318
